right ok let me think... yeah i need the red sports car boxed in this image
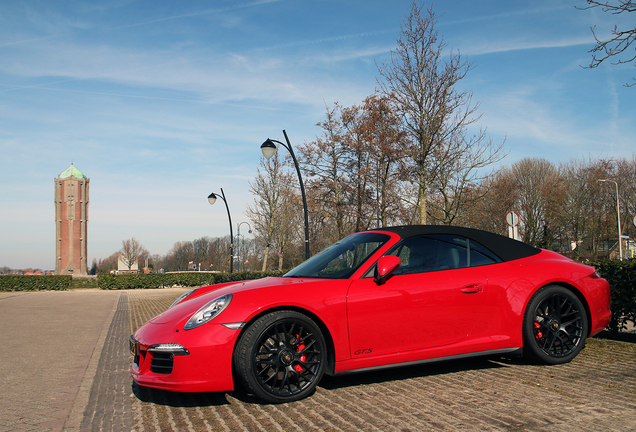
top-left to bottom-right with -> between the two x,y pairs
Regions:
130,225 -> 611,403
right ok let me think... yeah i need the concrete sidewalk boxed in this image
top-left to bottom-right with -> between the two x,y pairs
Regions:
0,290 -> 120,432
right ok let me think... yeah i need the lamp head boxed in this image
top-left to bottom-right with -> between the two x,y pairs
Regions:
207,193 -> 217,205
260,139 -> 277,160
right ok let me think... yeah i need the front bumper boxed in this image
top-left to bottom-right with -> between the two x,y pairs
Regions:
130,322 -> 239,393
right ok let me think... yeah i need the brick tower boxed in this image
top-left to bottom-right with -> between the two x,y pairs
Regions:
54,164 -> 89,275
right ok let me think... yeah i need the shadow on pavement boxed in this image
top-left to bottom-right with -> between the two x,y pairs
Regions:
596,330 -> 636,344
319,355 -> 508,391
131,356 -> 512,406
132,382 -> 231,407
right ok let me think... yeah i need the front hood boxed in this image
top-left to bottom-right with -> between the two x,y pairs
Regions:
148,277 -> 313,325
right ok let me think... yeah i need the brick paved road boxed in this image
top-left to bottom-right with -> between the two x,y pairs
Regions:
80,293 -> 132,431
122,288 -> 636,432
1,288 -> 634,431
0,290 -> 119,432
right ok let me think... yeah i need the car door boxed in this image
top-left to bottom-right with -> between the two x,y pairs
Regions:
346,235 -> 489,358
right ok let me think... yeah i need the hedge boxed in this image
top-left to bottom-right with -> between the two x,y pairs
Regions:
96,271 -> 285,290
593,259 -> 636,333
0,275 -> 72,292
2,261 -> 633,334
88,261 -> 636,333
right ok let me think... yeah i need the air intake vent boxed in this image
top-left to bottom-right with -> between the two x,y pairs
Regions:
150,352 -> 173,374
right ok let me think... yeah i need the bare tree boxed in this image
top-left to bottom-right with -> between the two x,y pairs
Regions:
615,155 -> 636,239
165,240 -> 194,271
120,238 -> 148,271
428,126 -> 506,225
298,104 -> 352,241
463,168 -> 517,235
510,158 -> 565,248
299,96 -> 411,245
339,103 -> 374,232
210,237 -> 231,272
556,158 -> 625,259
359,94 -> 409,228
246,152 -> 296,271
97,252 -> 119,273
377,2 -> 504,224
271,188 -> 300,270
579,0 -> 636,86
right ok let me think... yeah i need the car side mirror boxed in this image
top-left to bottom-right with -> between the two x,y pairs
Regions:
374,255 -> 401,285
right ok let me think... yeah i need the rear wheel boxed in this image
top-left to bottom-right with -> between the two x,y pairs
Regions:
233,311 -> 327,403
523,285 -> 588,364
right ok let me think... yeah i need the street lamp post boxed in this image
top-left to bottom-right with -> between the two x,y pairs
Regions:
261,130 -> 310,260
237,222 -> 252,272
598,179 -> 623,261
235,233 -> 243,271
208,188 -> 234,272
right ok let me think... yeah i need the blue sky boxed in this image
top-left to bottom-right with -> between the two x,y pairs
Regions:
1,0 -> 633,270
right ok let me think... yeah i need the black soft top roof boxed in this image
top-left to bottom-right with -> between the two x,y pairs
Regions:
369,225 -> 541,262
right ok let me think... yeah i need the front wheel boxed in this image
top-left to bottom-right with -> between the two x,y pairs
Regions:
522,285 -> 588,364
233,311 -> 327,403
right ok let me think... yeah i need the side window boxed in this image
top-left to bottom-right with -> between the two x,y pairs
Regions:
390,237 -> 439,275
469,241 -> 501,266
388,234 -> 500,275
429,234 -> 501,267
432,235 -> 469,270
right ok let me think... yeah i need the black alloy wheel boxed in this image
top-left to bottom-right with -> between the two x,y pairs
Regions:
522,285 -> 588,364
233,311 -> 327,403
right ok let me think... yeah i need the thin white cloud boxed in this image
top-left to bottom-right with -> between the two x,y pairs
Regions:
112,0 -> 283,30
0,35 -> 377,111
0,34 -> 55,48
248,29 -> 395,53
0,0 -> 285,47
477,84 -> 635,164
441,4 -> 573,27
464,36 -> 593,56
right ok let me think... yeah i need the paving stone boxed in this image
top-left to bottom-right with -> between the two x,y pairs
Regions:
1,288 -> 634,432
125,289 -> 636,432
0,290 -> 118,432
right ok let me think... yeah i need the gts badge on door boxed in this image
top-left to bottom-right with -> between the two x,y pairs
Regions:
354,348 -> 373,356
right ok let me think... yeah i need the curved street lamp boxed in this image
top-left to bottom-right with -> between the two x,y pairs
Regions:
598,179 -> 623,261
208,188 -> 234,272
261,130 -> 310,260
237,222 -> 252,272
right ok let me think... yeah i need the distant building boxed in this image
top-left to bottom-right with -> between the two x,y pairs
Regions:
54,164 -> 89,275
117,256 -> 139,274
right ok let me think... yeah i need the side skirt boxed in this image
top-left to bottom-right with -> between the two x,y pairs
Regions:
328,347 -> 523,377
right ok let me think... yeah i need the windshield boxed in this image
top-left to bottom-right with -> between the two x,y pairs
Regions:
285,232 -> 390,279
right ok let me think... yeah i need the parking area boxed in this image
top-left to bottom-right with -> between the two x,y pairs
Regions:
1,288 -> 635,432
125,289 -> 636,431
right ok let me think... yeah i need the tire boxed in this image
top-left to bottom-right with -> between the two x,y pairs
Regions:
233,311 -> 327,403
522,285 -> 588,365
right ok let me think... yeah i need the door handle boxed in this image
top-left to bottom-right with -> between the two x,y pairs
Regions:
461,284 -> 483,294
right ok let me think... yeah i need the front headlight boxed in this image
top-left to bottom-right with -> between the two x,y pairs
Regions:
184,294 -> 232,330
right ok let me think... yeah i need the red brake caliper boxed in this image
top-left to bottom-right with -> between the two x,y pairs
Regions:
294,334 -> 306,373
534,321 -> 543,339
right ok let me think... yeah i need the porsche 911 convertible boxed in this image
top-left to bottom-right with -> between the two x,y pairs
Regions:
130,225 -> 611,403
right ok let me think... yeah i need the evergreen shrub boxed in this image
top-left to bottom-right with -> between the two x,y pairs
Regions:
0,275 -> 72,291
